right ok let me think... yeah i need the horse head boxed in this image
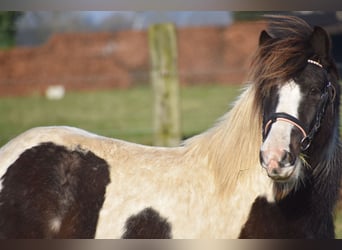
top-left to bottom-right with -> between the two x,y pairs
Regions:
252,16 -> 340,200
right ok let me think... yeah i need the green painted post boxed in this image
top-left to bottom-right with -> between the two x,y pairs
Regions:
148,23 -> 181,146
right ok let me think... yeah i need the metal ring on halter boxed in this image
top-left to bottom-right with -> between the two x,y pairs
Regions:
300,136 -> 312,151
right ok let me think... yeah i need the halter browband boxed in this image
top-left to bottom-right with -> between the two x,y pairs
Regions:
262,59 -> 331,151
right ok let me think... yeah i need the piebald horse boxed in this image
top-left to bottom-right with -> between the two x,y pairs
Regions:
0,16 -> 341,238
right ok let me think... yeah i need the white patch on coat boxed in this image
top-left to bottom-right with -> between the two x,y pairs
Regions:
94,160 -> 273,239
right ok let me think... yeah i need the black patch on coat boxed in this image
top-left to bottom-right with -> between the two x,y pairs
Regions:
0,142 -> 110,238
239,191 -> 336,239
122,207 -> 172,239
239,197 -> 294,238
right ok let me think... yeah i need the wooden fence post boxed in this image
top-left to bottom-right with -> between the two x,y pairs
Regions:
148,23 -> 181,147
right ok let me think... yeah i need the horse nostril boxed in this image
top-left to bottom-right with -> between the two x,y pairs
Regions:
260,149 -> 296,169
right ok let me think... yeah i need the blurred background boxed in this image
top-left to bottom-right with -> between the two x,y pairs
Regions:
0,11 -> 341,97
0,11 -> 342,236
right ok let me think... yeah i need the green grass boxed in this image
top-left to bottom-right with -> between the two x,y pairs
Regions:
0,85 -> 240,146
0,83 -> 341,238
0,87 -> 151,145
335,209 -> 342,238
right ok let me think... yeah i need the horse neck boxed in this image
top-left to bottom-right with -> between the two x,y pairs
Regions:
292,90 -> 342,210
306,102 -> 342,198
185,85 -> 263,196
307,89 -> 341,170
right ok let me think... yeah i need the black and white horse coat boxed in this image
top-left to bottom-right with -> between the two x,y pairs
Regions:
0,16 -> 341,238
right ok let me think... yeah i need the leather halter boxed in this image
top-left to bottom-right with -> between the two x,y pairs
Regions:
262,59 -> 332,151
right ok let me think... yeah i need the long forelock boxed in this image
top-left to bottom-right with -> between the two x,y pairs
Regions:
249,16 -> 315,108
265,15 -> 313,39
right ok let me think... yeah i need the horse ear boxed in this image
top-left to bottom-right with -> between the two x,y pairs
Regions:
259,30 -> 272,46
310,26 -> 331,59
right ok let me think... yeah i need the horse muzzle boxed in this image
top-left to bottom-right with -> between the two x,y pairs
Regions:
259,149 -> 297,181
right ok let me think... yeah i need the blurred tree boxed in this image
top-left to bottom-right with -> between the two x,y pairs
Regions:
0,11 -> 22,48
233,12 -> 267,21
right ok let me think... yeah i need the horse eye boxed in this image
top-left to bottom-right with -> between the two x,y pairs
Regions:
309,87 -> 321,96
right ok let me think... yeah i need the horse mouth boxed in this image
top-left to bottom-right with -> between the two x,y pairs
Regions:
266,165 -> 297,182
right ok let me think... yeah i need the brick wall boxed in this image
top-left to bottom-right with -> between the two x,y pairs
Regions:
0,21 -> 266,96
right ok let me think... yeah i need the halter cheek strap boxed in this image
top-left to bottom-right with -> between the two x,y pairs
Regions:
262,59 -> 331,151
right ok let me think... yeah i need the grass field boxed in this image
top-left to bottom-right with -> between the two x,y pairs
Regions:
0,84 -> 342,238
336,209 -> 342,238
0,85 -> 240,146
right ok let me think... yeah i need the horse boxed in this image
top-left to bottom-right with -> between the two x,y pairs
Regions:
0,15 -> 341,239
